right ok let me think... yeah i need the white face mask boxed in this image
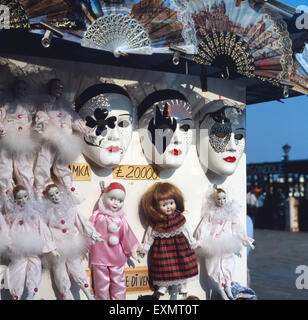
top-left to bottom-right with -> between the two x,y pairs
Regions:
78,93 -> 134,168
138,99 -> 193,169
198,104 -> 246,177
15,189 -> 29,207
47,187 -> 62,204
102,189 -> 125,212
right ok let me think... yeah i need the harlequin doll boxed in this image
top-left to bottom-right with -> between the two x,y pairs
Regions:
33,78 -> 92,198
137,182 -> 199,297
4,185 -> 59,300
44,183 -> 104,300
89,181 -> 140,300
194,187 -> 255,300
0,79 -> 38,197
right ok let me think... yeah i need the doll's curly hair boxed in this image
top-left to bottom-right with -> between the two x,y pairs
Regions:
141,182 -> 185,223
13,185 -> 27,198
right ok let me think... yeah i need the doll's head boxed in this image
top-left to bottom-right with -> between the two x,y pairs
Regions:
102,182 -> 126,212
45,184 -> 62,204
13,185 -> 29,207
48,78 -> 64,98
141,182 -> 184,223
214,188 -> 227,207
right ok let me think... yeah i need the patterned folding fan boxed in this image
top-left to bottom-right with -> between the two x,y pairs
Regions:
1,0 -> 196,55
290,44 -> 308,95
188,0 -> 294,86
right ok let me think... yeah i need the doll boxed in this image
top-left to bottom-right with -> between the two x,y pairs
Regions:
0,79 -> 38,197
44,183 -> 104,300
4,185 -> 59,300
194,187 -> 255,300
33,78 -> 92,198
89,181 -> 140,300
137,182 -> 199,297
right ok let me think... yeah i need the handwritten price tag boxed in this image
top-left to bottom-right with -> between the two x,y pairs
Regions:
113,165 -> 160,180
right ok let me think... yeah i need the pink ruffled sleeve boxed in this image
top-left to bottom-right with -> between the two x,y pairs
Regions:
0,106 -> 7,136
38,218 -> 57,253
232,216 -> 255,248
75,211 -> 102,239
120,217 -> 140,257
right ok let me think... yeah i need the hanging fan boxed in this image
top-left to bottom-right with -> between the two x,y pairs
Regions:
188,0 -> 294,86
5,0 -> 196,56
289,44 -> 308,95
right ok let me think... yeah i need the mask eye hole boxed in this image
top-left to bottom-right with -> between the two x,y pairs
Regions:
235,133 -> 244,140
180,124 -> 190,132
215,132 -> 227,138
118,120 -> 130,128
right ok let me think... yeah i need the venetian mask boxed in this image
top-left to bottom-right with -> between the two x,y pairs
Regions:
15,189 -> 29,207
47,186 -> 62,204
76,84 -> 134,168
102,189 -> 125,212
138,90 -> 193,169
197,99 -> 246,177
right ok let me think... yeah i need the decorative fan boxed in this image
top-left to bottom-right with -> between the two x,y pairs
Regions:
188,0 -> 294,86
3,0 -> 197,56
289,44 -> 308,95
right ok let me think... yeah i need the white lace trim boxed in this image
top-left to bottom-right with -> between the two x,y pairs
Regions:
153,275 -> 198,287
152,226 -> 185,239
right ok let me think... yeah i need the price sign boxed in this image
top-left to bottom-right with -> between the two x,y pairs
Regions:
113,165 -> 160,180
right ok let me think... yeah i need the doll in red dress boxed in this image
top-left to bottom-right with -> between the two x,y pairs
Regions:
137,182 -> 199,298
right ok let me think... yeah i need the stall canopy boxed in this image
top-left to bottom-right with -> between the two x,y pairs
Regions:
0,0 -> 307,104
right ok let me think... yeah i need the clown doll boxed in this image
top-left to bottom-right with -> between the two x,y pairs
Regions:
43,183 -> 104,300
33,78 -> 92,198
194,187 -> 255,300
137,182 -> 199,298
89,181 -> 140,300
4,185 -> 59,300
0,79 -> 38,198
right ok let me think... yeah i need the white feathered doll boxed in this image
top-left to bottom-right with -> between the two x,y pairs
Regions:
194,187 -> 255,300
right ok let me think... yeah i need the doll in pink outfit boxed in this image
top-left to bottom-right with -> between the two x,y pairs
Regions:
89,181 -> 140,300
33,78 -> 92,197
0,79 -> 38,197
4,185 -> 59,300
44,183 -> 104,300
194,187 -> 255,300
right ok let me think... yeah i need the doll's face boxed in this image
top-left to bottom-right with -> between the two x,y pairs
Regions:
47,187 -> 62,204
78,93 -> 134,168
159,199 -> 176,216
49,79 -> 64,98
15,189 -> 29,207
215,192 -> 226,207
102,189 -> 125,212
198,106 -> 245,176
13,80 -> 27,99
138,100 -> 193,169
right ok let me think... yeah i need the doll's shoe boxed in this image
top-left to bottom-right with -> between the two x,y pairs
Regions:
157,286 -> 168,296
178,285 -> 188,295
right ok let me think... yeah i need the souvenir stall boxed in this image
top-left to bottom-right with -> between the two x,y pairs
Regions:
0,0 -> 307,300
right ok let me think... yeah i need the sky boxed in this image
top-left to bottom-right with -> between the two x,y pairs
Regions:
246,0 -> 308,164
